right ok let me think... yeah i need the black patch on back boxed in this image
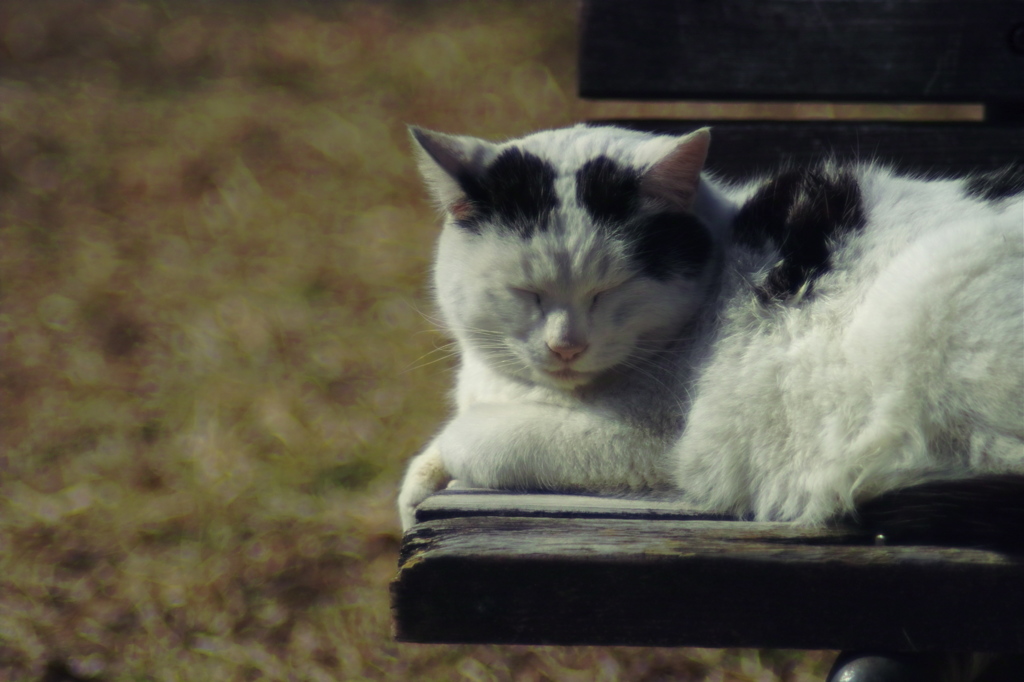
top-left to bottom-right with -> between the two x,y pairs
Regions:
576,156 -> 714,280
852,474 -> 1024,551
576,156 -> 641,224
733,166 -> 865,303
963,164 -> 1024,202
456,148 -> 559,238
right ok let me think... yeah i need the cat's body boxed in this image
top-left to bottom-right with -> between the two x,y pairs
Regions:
398,124 -> 1024,540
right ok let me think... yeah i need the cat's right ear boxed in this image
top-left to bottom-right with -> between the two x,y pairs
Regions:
409,126 -> 495,222
640,127 -> 711,212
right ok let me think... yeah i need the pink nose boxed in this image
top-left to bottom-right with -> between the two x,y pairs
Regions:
547,342 -> 588,362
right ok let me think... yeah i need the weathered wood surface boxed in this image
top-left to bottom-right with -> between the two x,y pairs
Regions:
392,491 -> 1024,651
601,121 -> 1024,179
579,0 -> 1024,104
414,489 -> 731,522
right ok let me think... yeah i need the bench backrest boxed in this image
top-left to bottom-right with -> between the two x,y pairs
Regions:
579,0 -> 1024,178
580,0 -> 1024,119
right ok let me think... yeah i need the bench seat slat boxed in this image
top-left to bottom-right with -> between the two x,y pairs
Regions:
393,496 -> 1024,651
414,489 -> 730,522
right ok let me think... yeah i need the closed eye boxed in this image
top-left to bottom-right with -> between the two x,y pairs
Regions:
511,288 -> 542,306
589,283 -> 625,311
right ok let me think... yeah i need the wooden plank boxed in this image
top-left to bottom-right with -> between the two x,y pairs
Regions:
579,0 -> 1024,103
596,121 -> 1024,179
415,489 -> 732,522
393,509 -> 1024,651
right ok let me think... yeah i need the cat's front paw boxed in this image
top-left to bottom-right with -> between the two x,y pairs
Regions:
397,442 -> 451,531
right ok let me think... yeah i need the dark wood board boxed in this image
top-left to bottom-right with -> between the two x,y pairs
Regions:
392,493 -> 1024,651
592,120 -> 1024,180
579,0 -> 1024,104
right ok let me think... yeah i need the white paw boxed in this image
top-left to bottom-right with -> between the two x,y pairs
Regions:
397,443 -> 451,531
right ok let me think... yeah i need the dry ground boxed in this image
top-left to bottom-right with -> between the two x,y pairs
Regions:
0,2 -> 976,680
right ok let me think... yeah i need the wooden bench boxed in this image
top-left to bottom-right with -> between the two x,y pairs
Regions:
393,2 -> 1024,680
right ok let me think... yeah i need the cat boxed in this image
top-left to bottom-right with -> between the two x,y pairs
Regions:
397,123 -> 1024,548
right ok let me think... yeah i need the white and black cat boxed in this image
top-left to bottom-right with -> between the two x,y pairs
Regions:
398,124 -> 1024,548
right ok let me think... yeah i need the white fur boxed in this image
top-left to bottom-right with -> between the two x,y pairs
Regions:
398,124 -> 1024,531
674,168 -> 1024,522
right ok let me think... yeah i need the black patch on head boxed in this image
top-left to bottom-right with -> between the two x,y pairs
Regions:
963,164 -> 1024,202
456,148 -> 558,238
576,156 -> 641,224
733,166 -> 865,303
576,155 -> 713,280
621,213 -> 714,280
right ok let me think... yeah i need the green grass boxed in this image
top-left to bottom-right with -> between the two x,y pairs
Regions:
0,1 -> 977,679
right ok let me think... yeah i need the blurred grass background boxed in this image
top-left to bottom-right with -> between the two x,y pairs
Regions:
0,1 -> 978,680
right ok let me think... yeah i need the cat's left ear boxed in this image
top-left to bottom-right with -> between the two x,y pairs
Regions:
409,126 -> 496,220
640,127 -> 711,212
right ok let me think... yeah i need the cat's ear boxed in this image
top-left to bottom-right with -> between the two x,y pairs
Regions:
640,127 -> 711,212
409,126 -> 495,221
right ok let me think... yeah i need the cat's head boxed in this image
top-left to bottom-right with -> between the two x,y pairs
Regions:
411,124 -> 721,390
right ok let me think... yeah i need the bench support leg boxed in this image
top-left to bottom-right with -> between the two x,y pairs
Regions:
826,652 -> 975,682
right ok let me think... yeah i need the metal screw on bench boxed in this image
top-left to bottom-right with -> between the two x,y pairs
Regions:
1010,23 -> 1024,54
